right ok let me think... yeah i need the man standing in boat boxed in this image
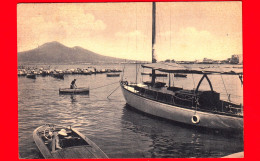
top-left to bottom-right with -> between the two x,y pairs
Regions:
70,79 -> 77,89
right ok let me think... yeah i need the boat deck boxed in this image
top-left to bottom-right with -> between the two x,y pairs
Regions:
51,145 -> 100,159
124,83 -> 242,116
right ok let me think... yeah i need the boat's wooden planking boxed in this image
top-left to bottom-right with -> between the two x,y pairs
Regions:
72,128 -> 108,158
51,145 -> 97,159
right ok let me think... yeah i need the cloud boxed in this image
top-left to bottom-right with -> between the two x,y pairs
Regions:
156,27 -> 242,61
17,4 -> 107,51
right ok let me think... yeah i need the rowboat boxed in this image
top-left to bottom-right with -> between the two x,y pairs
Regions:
33,124 -> 108,159
53,73 -> 64,79
26,74 -> 36,79
107,73 -> 120,77
59,88 -> 89,94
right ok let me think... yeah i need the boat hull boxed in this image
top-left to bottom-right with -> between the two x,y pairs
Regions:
107,73 -> 120,77
59,88 -> 89,94
121,84 -> 243,131
26,74 -> 36,79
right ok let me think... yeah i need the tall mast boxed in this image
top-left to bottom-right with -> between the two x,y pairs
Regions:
151,2 -> 157,86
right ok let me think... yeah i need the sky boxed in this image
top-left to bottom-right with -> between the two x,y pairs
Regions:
17,2 -> 242,61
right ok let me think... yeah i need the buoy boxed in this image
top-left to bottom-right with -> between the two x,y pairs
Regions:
191,114 -> 200,124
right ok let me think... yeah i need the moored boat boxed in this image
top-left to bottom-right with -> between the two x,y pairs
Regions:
53,73 -> 64,79
59,88 -> 89,94
26,74 -> 36,79
33,124 -> 108,159
107,73 -> 120,77
120,2 -> 243,131
120,79 -> 243,130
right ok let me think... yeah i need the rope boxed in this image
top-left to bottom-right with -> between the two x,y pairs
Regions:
107,85 -> 121,99
90,81 -> 119,90
220,74 -> 230,102
191,74 -> 196,108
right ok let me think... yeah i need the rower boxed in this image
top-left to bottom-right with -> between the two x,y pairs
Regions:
70,79 -> 77,89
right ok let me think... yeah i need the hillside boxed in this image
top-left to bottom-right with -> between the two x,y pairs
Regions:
18,41 -> 127,64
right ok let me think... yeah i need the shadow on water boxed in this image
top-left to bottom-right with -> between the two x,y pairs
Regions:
124,104 -> 243,138
58,93 -> 90,103
70,95 -> 77,103
122,104 -> 244,158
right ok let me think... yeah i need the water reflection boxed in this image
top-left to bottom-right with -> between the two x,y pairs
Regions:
70,95 -> 77,103
121,105 -> 243,158
19,64 -> 243,159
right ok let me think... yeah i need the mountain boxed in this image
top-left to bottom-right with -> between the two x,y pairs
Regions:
18,41 -> 127,64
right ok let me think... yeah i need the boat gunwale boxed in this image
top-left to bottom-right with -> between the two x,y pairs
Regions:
33,125 -> 54,159
59,87 -> 89,90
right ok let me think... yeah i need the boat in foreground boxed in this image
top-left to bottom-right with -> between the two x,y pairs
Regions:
59,87 -> 89,94
33,124 -> 108,159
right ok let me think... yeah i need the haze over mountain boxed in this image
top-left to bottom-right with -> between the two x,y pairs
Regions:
18,41 -> 131,64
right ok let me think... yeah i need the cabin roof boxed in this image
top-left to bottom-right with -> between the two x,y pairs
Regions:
141,62 -> 243,75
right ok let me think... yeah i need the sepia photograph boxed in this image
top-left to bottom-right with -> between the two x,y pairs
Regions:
17,1 -> 243,159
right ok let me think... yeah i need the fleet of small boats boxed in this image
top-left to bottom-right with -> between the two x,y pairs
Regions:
33,124 -> 108,159
59,88 -> 89,95
18,67 -> 122,77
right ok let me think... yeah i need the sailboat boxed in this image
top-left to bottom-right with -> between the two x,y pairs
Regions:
120,2 -> 243,131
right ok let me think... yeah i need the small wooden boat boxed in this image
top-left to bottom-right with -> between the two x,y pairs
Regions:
53,73 -> 64,79
106,73 -> 120,77
174,73 -> 187,78
26,74 -> 36,79
33,124 -> 108,159
59,87 -> 89,94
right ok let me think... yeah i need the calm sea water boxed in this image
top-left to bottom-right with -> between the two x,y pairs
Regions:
18,63 -> 243,159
